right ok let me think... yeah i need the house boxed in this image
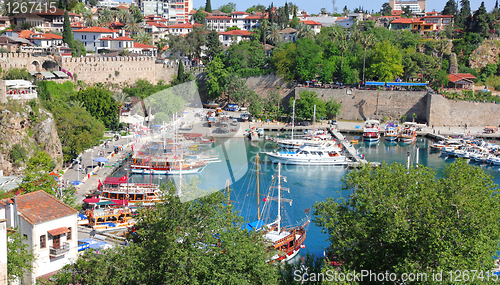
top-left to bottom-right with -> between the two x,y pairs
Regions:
11,13 -> 47,30
230,11 -> 250,30
70,21 -> 86,30
0,35 -> 35,52
389,18 -> 414,30
279,28 -> 297,43
98,34 -> 134,52
97,0 -> 120,8
29,33 -> 63,48
0,190 -> 78,284
243,13 -> 267,30
447,73 -> 476,89
300,20 -> 322,34
0,17 -> 11,29
131,42 -> 158,56
72,26 -> 118,51
206,15 -> 232,32
218,29 -> 252,47
144,22 -> 168,33
36,8 -> 82,32
421,15 -> 453,31
167,23 -> 202,36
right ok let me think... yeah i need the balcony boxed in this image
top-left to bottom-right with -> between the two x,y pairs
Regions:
50,242 -> 70,256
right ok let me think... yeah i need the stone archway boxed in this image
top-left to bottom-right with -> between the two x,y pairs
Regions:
41,60 -> 58,71
31,60 -> 41,72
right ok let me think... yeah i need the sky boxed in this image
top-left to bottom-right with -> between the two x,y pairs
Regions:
193,0 -> 494,15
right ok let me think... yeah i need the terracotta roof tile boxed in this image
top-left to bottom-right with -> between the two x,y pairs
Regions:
72,27 -> 114,33
14,190 -> 77,225
220,30 -> 252,36
133,42 -> 156,49
47,226 -> 70,236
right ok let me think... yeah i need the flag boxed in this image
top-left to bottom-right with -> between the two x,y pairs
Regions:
119,175 -> 127,181
98,179 -> 102,191
304,208 -> 311,214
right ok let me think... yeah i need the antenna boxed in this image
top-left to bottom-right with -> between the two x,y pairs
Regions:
332,0 -> 337,13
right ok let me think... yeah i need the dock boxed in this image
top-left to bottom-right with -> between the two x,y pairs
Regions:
326,128 -> 380,168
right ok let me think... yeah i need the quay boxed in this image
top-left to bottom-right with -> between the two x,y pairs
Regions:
326,128 -> 381,169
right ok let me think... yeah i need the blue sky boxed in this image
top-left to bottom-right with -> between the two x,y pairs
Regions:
194,0 -> 493,15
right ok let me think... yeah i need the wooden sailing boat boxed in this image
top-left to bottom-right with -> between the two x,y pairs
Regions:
247,156 -> 310,262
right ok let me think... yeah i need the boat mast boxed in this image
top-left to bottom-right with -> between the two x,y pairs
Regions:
227,179 -> 230,214
277,163 -> 281,233
291,100 -> 295,141
256,154 -> 260,220
313,104 -> 316,137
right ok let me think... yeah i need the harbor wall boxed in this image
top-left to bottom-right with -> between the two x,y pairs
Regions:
294,88 -> 500,127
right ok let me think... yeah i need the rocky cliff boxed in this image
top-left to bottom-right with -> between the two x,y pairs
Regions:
0,102 -> 62,175
469,40 -> 500,69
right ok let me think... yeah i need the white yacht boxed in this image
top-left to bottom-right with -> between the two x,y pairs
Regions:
265,142 -> 349,165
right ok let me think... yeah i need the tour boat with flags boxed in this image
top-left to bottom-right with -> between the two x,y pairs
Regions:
363,120 -> 380,142
398,122 -> 417,143
265,141 -> 348,165
384,122 -> 398,141
96,176 -> 163,206
245,157 -> 310,262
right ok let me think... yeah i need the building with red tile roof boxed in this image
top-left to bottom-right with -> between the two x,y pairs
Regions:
168,23 -> 202,35
0,190 -> 78,284
219,29 -> 252,47
448,73 -> 476,89
300,20 -> 323,34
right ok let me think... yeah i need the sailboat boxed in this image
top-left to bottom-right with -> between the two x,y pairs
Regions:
247,157 -> 310,262
276,102 -> 322,149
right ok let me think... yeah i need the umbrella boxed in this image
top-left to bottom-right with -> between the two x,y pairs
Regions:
93,157 -> 109,163
72,181 -> 85,185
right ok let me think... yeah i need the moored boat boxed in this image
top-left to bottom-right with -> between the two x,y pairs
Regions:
398,122 -> 417,143
265,142 -> 349,165
363,120 -> 380,142
98,177 -> 162,206
384,123 -> 398,141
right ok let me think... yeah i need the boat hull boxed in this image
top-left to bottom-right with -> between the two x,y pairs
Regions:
266,153 -> 348,165
385,135 -> 398,141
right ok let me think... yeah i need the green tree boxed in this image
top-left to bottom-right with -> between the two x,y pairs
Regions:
7,229 -> 35,284
53,184 -> 278,284
457,0 -> 472,29
205,29 -> 222,62
129,6 -> 143,23
192,9 -> 207,24
88,0 -> 98,7
98,8 -> 114,27
246,4 -> 266,13
71,39 -> 86,57
172,60 -> 190,86
205,0 -> 212,13
367,40 -> 404,82
218,2 -> 236,14
82,10 -> 98,27
18,151 -> 57,194
401,5 -> 412,17
71,87 -> 119,130
9,143 -> 27,167
62,10 -> 73,47
314,160 -> 500,285
442,0 -> 458,16
294,90 -> 326,121
471,2 -> 491,36
360,33 -> 374,83
380,2 -> 392,16
206,56 -> 229,100
134,30 -> 152,45
2,67 -> 31,80
325,98 -> 341,119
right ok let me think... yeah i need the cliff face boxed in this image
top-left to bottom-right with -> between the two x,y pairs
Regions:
469,40 -> 500,69
0,104 -> 62,175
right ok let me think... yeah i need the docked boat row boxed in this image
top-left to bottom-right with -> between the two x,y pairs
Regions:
432,137 -> 500,165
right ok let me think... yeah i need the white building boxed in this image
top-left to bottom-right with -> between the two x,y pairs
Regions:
72,27 -> 120,52
279,28 -> 297,43
138,0 -> 192,23
29,33 -> 63,48
99,35 -> 134,51
206,15 -> 232,32
300,20 -> 323,34
167,23 -> 202,35
0,191 -> 78,284
97,0 -> 120,8
230,11 -> 250,30
218,29 -> 252,47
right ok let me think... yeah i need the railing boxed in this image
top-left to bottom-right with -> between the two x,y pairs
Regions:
50,242 -> 70,256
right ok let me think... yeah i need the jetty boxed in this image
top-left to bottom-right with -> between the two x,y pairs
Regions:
327,128 -> 380,168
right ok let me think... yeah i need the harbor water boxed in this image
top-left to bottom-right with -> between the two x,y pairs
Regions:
113,135 -> 500,260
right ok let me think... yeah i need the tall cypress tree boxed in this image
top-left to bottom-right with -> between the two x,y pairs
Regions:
62,10 -> 74,48
205,0 -> 212,13
284,2 -> 289,25
442,0 -> 458,16
457,0 -> 471,29
177,60 -> 186,83
472,2 -> 490,35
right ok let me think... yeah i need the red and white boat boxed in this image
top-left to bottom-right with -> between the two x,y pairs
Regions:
363,120 -> 380,142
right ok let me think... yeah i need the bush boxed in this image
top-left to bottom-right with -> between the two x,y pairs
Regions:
9,144 -> 27,167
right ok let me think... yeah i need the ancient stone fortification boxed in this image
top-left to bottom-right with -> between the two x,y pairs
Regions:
0,53 -> 176,84
245,74 -> 296,103
295,87 -> 500,127
60,56 -> 176,84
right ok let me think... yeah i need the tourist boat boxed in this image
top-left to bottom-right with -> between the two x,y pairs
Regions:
240,112 -> 249,122
384,123 -> 398,141
265,142 -> 349,165
363,120 -> 380,142
350,140 -> 359,144
398,122 -> 417,143
85,207 -> 134,232
98,177 -> 162,206
203,102 -> 219,109
246,159 -> 309,262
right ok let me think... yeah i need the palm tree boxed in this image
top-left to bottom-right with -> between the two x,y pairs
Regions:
67,100 -> 85,109
156,38 -> 167,52
338,33 -> 348,69
351,23 -> 361,59
360,33 -> 374,83
98,8 -> 113,27
83,10 -> 98,27
117,9 -> 130,24
125,22 -> 142,34
295,22 -> 313,39
266,23 -> 282,46
113,93 -> 131,113
135,31 -> 152,45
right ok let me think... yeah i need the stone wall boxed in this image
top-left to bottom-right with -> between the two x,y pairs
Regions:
296,88 -> 430,123
0,53 -> 56,72
294,88 -> 500,127
60,56 -> 176,84
245,74 -> 296,105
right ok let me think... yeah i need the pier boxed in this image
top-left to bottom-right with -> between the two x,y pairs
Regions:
326,128 -> 380,168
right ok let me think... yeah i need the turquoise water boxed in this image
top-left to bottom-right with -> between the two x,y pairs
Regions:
115,136 -> 500,259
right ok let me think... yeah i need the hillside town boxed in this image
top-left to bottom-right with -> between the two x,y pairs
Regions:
0,0 -> 498,284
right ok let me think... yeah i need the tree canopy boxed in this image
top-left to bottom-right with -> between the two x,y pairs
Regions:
314,160 -> 500,284
71,87 -> 119,130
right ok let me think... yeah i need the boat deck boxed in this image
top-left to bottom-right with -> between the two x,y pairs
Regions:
327,128 -> 381,168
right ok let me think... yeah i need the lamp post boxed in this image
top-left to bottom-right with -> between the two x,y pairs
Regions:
91,150 -> 94,172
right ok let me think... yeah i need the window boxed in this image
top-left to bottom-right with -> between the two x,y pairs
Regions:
93,35 -> 96,40
119,42 -> 122,48
67,228 -> 72,240
40,235 -> 46,248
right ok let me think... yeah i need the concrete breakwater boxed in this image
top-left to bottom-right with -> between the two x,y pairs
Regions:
295,87 -> 500,127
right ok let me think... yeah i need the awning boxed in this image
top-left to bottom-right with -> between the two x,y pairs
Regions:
104,177 -> 127,185
95,201 -> 116,206
53,71 -> 69,78
40,71 -> 55,79
83,198 -> 100,204
48,227 -> 70,236
365,82 -> 385,86
386,82 -> 427,86
29,71 -> 39,76
111,199 -> 128,206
